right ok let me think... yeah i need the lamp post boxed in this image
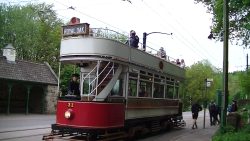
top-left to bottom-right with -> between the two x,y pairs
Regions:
142,32 -> 173,51
203,78 -> 213,129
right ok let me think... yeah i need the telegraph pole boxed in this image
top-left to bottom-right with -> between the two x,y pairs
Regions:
221,0 -> 229,132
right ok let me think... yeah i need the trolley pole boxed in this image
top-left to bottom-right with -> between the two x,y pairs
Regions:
221,0 -> 229,132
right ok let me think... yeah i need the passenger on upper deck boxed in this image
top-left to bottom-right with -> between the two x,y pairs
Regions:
157,47 -> 166,59
176,59 -> 181,66
180,59 -> 185,68
127,30 -> 139,48
68,73 -> 80,97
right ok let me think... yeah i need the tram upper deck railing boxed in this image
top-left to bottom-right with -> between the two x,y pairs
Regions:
89,28 -> 179,65
61,23 -> 184,68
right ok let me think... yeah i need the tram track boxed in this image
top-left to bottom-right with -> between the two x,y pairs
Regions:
0,127 -> 51,140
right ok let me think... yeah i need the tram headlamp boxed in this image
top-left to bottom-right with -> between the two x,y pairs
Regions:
64,109 -> 73,119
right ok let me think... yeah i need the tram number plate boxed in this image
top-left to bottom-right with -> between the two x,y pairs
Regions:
67,103 -> 74,108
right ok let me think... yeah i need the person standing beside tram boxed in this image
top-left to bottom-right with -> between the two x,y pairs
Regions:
191,101 -> 202,129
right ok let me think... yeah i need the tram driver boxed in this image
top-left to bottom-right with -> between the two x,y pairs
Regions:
68,73 -> 80,97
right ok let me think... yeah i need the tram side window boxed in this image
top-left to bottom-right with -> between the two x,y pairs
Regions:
154,83 -> 164,98
165,85 -> 174,99
174,86 -> 179,99
128,79 -> 137,96
139,81 -> 152,97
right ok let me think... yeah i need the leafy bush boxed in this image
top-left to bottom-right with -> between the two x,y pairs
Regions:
212,125 -> 250,141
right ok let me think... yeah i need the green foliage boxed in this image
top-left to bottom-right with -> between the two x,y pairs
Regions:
0,3 -> 63,71
194,0 -> 250,48
182,60 -> 221,109
239,71 -> 250,99
228,71 -> 243,100
213,125 -> 250,141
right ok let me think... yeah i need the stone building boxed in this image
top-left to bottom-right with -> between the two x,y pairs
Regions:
0,44 -> 58,114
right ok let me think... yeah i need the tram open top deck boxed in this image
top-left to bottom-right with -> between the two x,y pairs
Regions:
60,22 -> 185,80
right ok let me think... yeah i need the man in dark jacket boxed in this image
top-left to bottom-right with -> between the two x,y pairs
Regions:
209,101 -> 219,125
230,100 -> 238,112
68,73 -> 80,97
128,30 -> 139,48
191,102 -> 202,129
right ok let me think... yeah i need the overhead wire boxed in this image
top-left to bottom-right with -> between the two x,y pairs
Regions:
141,0 -> 207,61
4,0 -> 227,67
157,1 -> 220,65
53,0 -> 128,33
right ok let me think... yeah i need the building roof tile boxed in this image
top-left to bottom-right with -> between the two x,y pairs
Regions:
0,56 -> 58,85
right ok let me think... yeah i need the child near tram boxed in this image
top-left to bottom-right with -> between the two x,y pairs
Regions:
68,73 -> 80,97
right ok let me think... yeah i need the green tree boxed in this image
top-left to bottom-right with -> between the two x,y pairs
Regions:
183,60 -> 221,108
194,0 -> 250,47
0,3 -> 63,71
239,71 -> 250,99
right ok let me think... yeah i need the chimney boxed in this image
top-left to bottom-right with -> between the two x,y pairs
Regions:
3,43 -> 16,63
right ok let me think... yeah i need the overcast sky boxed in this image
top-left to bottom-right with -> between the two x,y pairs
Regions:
3,0 -> 250,72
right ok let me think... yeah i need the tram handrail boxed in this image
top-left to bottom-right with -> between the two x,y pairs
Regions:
89,62 -> 114,96
88,61 -> 111,95
90,28 -> 179,65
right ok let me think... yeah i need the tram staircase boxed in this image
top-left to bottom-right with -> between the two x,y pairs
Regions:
82,61 -> 122,101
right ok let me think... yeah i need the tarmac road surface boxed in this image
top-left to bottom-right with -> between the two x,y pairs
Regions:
0,111 -> 218,141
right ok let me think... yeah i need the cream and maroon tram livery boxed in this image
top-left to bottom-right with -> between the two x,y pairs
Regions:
50,18 -> 185,140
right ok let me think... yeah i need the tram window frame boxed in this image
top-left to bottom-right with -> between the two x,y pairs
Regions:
129,72 -> 138,78
173,81 -> 180,99
174,85 -> 179,99
165,84 -> 174,99
139,80 -> 152,98
140,74 -> 153,81
128,78 -> 137,97
80,73 -> 96,95
153,83 -> 164,98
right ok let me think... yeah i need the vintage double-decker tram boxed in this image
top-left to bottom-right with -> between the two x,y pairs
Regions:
45,17 -> 186,140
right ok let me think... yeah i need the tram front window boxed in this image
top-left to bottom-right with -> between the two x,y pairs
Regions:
111,79 -> 123,96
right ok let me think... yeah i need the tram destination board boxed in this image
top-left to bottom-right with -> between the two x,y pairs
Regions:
62,23 -> 89,37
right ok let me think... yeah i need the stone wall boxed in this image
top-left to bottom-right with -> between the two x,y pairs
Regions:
44,85 -> 58,114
